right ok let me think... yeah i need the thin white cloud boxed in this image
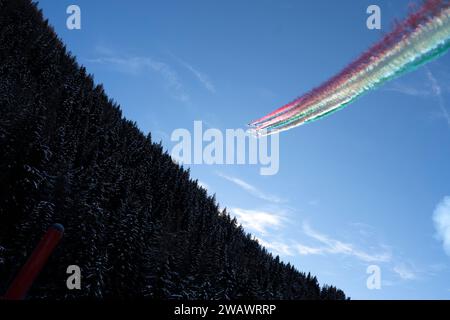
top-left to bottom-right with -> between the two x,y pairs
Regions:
393,264 -> 417,280
426,68 -> 450,127
170,54 -> 216,93
383,81 -> 432,97
231,207 -> 284,235
296,244 -> 324,255
181,62 -> 216,93
197,180 -> 209,190
383,69 -> 450,128
256,237 -> 294,256
87,54 -> 189,103
217,173 -> 284,204
296,222 -> 392,263
241,213 -> 428,286
348,222 -> 377,238
433,196 -> 450,256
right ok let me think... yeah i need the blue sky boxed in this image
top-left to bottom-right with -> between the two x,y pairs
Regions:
38,0 -> 450,299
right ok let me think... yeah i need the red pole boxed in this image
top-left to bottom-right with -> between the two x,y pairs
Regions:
3,223 -> 64,300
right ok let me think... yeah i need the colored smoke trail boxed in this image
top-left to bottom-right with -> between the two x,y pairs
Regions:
250,0 -> 450,135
